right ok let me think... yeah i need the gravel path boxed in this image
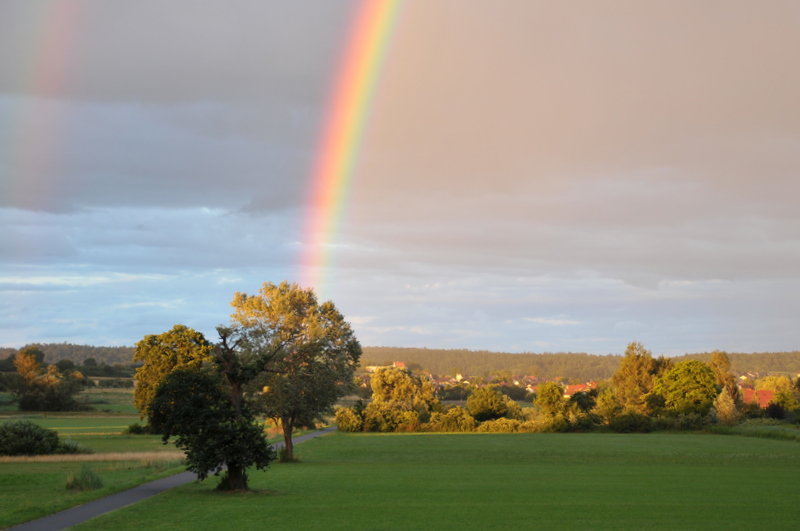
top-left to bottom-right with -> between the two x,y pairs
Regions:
7,426 -> 338,531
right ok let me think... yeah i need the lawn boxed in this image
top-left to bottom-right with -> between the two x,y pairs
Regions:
71,432 -> 800,530
0,459 -> 185,529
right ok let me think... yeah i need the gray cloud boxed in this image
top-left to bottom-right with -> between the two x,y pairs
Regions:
1,1 -> 799,354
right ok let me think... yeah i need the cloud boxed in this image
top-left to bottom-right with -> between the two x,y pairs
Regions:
1,1 -> 799,354
525,318 -> 580,326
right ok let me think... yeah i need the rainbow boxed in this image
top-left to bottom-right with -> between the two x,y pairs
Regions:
300,0 -> 401,297
2,2 -> 81,212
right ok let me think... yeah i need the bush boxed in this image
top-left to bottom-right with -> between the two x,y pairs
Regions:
609,412 -> 652,433
476,418 -> 522,433
335,406 -> 364,432
122,422 -> 152,435
0,419 -> 60,455
57,438 -> 94,455
66,464 -> 104,491
538,413 -> 572,433
424,406 -> 477,432
653,413 -> 708,431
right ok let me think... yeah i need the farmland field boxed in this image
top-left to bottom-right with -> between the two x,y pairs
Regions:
70,431 -> 800,530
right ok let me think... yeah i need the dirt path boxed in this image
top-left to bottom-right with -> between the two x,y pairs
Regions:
7,426 -> 338,531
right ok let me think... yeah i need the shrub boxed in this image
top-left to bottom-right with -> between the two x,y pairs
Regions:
335,406 -> 364,432
476,418 -> 522,433
57,438 -> 94,455
609,411 -> 652,433
653,413 -> 708,431
0,419 -> 60,455
467,387 -> 509,422
538,413 -> 572,433
66,464 -> 104,491
122,422 -> 152,435
424,406 -> 477,432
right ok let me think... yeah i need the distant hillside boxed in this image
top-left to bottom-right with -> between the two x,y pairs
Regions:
2,343 -> 797,380
363,346 -> 800,381
362,347 -> 621,381
0,343 -> 135,366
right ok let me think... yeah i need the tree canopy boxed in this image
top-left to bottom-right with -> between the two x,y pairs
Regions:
132,324 -> 214,420
651,360 -> 718,416
230,281 -> 361,461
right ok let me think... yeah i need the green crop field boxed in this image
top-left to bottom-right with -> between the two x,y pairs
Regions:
70,432 -> 800,530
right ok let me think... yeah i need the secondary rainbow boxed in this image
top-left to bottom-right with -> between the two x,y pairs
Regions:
300,0 -> 401,296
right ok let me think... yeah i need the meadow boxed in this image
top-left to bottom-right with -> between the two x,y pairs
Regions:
68,431 -> 800,530
0,388 -> 188,529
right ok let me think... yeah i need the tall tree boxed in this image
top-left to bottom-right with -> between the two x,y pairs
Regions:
230,281 -> 361,461
132,325 -> 214,420
707,350 -> 738,402
611,342 -> 670,413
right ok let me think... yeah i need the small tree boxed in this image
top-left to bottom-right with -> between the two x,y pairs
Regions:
535,382 -> 565,417
712,387 -> 740,425
594,388 -> 622,423
9,351 -> 87,411
467,387 -> 509,422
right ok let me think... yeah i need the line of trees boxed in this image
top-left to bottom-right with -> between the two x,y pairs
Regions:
338,342 -> 800,434
0,346 -> 91,411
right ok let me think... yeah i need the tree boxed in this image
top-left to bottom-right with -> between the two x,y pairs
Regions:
707,351 -> 738,403
755,375 -> 794,393
594,388 -> 621,423
9,350 -> 87,411
535,382 -> 565,417
712,388 -> 740,425
467,387 -> 509,422
611,342 -> 671,413
341,366 -> 439,432
132,325 -> 214,420
148,368 -> 274,490
651,360 -> 718,416
229,282 -> 361,461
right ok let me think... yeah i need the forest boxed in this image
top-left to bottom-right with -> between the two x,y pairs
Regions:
362,346 -> 800,380
1,343 -> 799,381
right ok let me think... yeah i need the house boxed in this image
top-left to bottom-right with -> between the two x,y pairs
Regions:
742,389 -> 774,409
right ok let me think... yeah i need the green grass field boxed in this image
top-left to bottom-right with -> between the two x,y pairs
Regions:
69,432 -> 800,530
0,459 -> 185,529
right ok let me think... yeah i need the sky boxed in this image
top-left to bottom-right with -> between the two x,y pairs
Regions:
2,0 -> 800,356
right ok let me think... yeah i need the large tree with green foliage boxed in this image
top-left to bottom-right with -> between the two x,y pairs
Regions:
651,360 -> 718,416
535,381 -> 565,417
229,281 -> 361,461
148,368 -> 274,490
338,366 -> 439,432
467,387 -> 509,422
132,324 -> 214,420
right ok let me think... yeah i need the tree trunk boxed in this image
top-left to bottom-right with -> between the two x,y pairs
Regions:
225,464 -> 247,491
281,415 -> 294,461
